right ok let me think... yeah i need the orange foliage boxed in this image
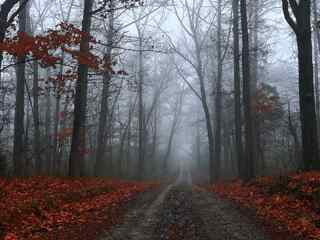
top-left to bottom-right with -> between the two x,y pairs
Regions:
0,22 -> 100,69
0,177 -> 158,240
208,172 -> 320,240
56,127 -> 73,141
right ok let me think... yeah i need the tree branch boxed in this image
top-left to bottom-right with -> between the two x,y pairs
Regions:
7,0 -> 30,26
282,0 -> 297,32
288,0 -> 298,16
90,0 -> 108,15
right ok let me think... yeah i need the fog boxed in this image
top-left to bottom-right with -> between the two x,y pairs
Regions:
0,0 -> 318,184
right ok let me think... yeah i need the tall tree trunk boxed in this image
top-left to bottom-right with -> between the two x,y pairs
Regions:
126,109 -> 132,177
33,61 -> 41,174
232,0 -> 244,178
313,0 -> 320,148
213,0 -> 223,181
138,34 -> 145,179
314,24 -> 320,146
196,119 -> 201,168
45,76 -> 52,175
0,0 -> 26,81
198,66 -> 215,184
53,94 -> 60,174
94,2 -> 114,176
297,33 -> 319,169
241,0 -> 255,180
24,98 -> 29,174
282,0 -> 320,170
251,0 -> 262,174
150,105 -> 158,175
94,74 -> 110,176
288,102 -> 301,168
69,0 -> 93,177
163,91 -> 183,174
313,0 -> 320,54
13,0 -> 27,176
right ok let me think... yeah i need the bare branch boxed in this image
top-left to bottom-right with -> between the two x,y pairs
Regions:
282,0 -> 297,32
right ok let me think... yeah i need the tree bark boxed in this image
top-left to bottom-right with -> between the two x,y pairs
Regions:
32,60 -> 41,174
251,0 -> 262,174
138,33 -> 145,180
94,1 -> 114,177
313,0 -> 320,54
45,73 -> 52,174
241,0 -> 255,180
213,0 -> 223,181
313,0 -> 320,149
69,0 -> 93,177
282,0 -> 319,170
314,24 -> 320,148
13,0 -> 27,176
163,90 -> 184,174
232,0 -> 244,178
297,32 -> 319,169
0,0 -> 28,80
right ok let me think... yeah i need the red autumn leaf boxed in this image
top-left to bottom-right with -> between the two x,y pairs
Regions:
4,233 -> 17,240
0,176 -> 159,240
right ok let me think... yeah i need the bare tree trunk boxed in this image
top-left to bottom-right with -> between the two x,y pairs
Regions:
69,0 -> 93,177
126,111 -> 132,177
313,0 -> 320,148
33,61 -> 41,174
199,69 -> 215,183
24,98 -> 29,173
150,105 -> 159,175
314,25 -> 320,146
288,102 -> 301,168
45,77 -> 52,175
138,34 -> 146,179
94,74 -> 110,176
95,1 -> 115,176
213,0 -> 223,181
163,90 -> 184,174
108,79 -> 123,177
241,0 -> 255,180
196,120 -> 201,168
13,0 -> 27,176
313,0 -> 320,54
118,125 -> 127,177
232,0 -> 244,178
282,0 -> 320,170
0,0 -> 27,81
53,94 -> 60,174
251,0 -> 262,175
297,33 -> 319,169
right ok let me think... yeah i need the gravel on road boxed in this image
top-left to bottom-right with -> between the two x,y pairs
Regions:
99,183 -> 271,240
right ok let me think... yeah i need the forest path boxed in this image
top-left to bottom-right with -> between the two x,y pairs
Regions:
99,169 -> 270,240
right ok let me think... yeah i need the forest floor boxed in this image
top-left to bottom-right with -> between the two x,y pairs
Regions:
3,171 -> 320,239
99,171 -> 270,240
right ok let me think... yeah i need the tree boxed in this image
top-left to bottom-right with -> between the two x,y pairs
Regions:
163,87 -> 185,174
213,0 -> 223,181
241,0 -> 255,180
170,0 -> 215,183
312,0 -> 320,148
13,0 -> 27,176
232,0 -> 244,178
94,0 -> 115,177
282,0 -> 320,170
69,0 -> 94,177
0,0 -> 29,77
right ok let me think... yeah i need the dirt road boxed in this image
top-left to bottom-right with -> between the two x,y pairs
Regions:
99,170 -> 270,240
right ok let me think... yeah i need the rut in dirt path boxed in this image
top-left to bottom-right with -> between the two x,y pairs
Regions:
100,184 -> 174,240
192,189 -> 270,240
99,169 -> 271,240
